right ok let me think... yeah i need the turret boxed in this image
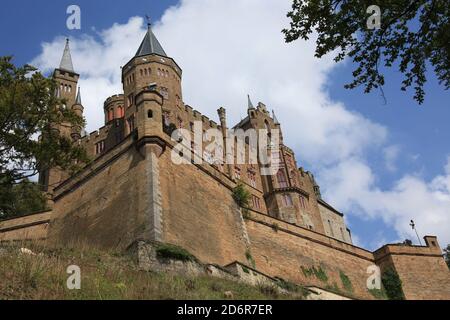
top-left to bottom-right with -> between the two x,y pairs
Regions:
71,87 -> 84,141
122,21 -> 183,136
39,39 -> 80,195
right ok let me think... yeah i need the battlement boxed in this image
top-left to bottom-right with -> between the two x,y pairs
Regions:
79,125 -> 110,145
104,94 -> 124,108
182,104 -> 221,130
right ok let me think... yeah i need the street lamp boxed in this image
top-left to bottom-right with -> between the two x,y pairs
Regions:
410,220 -> 422,246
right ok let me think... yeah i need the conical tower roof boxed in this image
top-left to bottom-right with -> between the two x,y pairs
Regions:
135,23 -> 167,57
59,39 -> 75,72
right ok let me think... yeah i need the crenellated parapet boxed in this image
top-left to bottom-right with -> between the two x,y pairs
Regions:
104,94 -> 125,124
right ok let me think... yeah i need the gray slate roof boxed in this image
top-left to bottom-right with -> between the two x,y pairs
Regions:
59,39 -> 75,72
135,25 -> 167,57
75,87 -> 82,104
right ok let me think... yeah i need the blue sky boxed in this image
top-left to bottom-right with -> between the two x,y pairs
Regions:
1,0 -> 449,250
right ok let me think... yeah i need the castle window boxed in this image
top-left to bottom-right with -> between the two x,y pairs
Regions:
117,106 -> 124,118
252,195 -> 261,210
95,140 -> 105,155
140,69 -> 144,76
234,167 -> 241,180
127,115 -> 135,133
108,109 -> 114,122
163,111 -> 170,126
189,122 -> 194,132
148,68 -> 151,75
177,117 -> 183,129
127,94 -> 134,107
282,194 -> 293,207
277,170 -> 288,188
299,195 -> 307,209
148,110 -> 153,119
161,87 -> 169,99
248,170 -> 257,188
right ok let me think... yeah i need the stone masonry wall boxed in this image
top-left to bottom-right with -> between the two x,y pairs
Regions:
159,148 -> 249,267
48,137 -> 152,249
245,214 -> 376,299
0,211 -> 52,243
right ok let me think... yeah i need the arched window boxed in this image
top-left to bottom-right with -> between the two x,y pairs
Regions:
107,109 -> 114,121
148,68 -> 151,75
277,170 -> 288,188
117,106 -> 124,118
282,194 -> 293,207
299,195 -> 307,209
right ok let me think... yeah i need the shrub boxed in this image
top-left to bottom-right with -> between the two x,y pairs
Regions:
381,268 -> 405,300
368,288 -> 388,300
245,250 -> 256,269
301,265 -> 328,282
242,209 -> 251,219
232,184 -> 251,208
339,271 -> 353,293
272,223 -> 279,232
155,243 -> 197,262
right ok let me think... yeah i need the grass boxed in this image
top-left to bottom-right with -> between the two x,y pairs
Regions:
0,243 -> 305,300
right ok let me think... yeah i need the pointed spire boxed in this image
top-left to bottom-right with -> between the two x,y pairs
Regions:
247,94 -> 255,110
75,87 -> 82,105
272,110 -> 280,125
135,20 -> 167,57
59,39 -> 75,72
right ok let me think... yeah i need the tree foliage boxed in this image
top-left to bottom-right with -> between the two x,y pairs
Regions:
0,56 -> 89,218
283,0 -> 450,104
0,56 -> 88,186
0,180 -> 47,220
444,245 -> 450,270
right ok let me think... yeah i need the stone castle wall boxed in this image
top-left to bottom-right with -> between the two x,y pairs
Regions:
1,135 -> 449,300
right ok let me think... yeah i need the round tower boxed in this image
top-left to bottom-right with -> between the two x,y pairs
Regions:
122,23 -> 183,136
104,94 -> 125,124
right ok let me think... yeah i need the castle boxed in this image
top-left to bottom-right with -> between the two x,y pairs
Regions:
1,24 -> 449,300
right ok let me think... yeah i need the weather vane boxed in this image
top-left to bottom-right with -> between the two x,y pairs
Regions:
145,14 -> 151,27
410,220 -> 422,246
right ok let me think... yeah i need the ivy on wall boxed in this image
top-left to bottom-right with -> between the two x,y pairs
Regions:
339,271 -> 353,293
301,265 -> 328,282
381,267 -> 405,300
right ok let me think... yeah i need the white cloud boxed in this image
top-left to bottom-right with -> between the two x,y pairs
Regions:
383,145 -> 400,172
30,0 -> 450,249
320,157 -> 450,247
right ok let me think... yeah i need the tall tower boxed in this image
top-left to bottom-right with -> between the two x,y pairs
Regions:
122,22 -> 183,136
39,39 -> 82,194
